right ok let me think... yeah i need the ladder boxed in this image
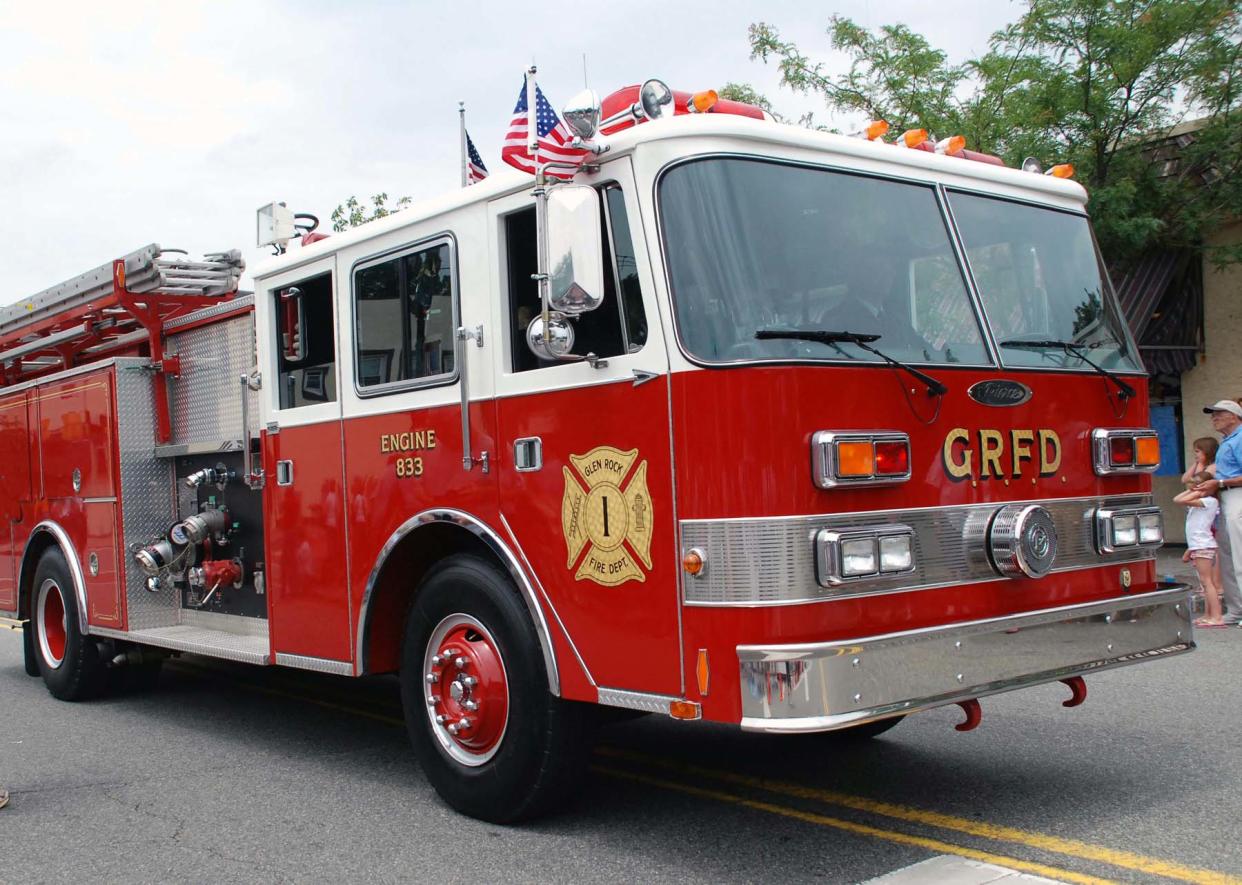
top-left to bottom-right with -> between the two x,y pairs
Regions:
0,244 -> 245,442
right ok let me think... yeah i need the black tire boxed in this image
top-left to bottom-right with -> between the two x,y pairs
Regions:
400,554 -> 593,823
30,549 -> 107,701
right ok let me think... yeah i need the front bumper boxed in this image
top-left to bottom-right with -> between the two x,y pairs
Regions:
737,585 -> 1193,733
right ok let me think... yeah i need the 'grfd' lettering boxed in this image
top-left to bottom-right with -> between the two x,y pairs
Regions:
942,428 -> 1061,480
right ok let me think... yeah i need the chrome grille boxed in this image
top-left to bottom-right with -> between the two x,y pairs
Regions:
681,495 -> 1152,606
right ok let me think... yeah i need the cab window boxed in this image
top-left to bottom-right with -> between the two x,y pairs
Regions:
505,186 -> 647,372
353,241 -> 457,392
275,271 -> 336,409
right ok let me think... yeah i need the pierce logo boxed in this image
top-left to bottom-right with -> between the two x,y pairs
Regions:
561,446 -> 653,586
967,380 -> 1032,407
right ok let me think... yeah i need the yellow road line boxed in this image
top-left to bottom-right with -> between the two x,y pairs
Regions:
596,747 -> 1240,885
163,665 -> 1232,885
594,764 -> 1114,885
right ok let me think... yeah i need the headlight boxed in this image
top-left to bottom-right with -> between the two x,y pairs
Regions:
1095,506 -> 1163,554
1113,515 -> 1138,547
1138,512 -> 1163,544
816,525 -> 915,586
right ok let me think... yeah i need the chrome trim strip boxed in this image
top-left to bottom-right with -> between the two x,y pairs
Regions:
682,494 -> 1153,607
597,687 -> 690,716
355,508 -> 560,695
21,521 -> 89,634
0,356 -> 147,398
738,586 -> 1193,732
275,652 -> 354,676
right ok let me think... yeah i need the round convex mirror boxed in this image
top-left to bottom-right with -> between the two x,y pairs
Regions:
527,313 -> 576,360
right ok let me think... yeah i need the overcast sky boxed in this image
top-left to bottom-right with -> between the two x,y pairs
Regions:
2,0 -> 1019,304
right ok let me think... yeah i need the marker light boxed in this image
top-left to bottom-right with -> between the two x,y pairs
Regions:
864,120 -> 890,140
900,128 -> 929,148
687,90 -> 718,113
935,135 -> 966,155
1046,164 -> 1075,179
812,431 -> 912,488
1092,428 -> 1160,475
682,548 -> 706,577
696,649 -> 710,696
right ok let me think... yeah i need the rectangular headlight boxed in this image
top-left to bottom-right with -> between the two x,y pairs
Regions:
815,525 -> 915,586
879,533 -> 913,573
841,538 -> 877,576
1138,512 -> 1163,544
1112,515 -> 1138,547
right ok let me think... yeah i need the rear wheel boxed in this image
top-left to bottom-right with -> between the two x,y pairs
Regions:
32,549 -> 106,701
400,555 -> 592,822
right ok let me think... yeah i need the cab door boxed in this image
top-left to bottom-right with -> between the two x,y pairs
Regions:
256,255 -> 353,664
489,170 -> 680,697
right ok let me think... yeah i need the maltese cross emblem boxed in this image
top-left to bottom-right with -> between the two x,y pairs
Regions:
561,446 -> 653,586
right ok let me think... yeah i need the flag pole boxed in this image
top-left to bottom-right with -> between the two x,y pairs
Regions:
459,102 -> 467,188
527,64 -> 551,342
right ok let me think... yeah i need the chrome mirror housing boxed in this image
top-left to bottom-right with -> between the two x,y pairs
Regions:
545,185 -> 605,314
526,312 -> 575,360
562,89 -> 601,140
639,79 -> 674,120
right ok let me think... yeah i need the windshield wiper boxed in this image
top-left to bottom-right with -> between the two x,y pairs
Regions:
756,329 -> 948,396
999,338 -> 1136,400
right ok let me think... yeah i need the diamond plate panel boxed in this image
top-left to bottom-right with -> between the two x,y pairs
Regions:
115,359 -> 179,630
681,494 -> 1153,606
124,625 -> 269,665
168,312 -> 258,447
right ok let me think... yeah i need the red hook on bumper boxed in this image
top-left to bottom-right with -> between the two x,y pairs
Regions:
954,698 -> 982,731
1059,676 -> 1087,707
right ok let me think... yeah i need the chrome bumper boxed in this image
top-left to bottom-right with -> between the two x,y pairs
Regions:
737,586 -> 1193,733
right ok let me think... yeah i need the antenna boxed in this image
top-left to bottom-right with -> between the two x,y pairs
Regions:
582,53 -> 589,88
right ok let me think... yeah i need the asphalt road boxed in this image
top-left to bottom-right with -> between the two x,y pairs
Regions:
2,621 -> 1240,885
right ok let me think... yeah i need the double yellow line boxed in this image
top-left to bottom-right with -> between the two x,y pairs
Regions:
162,661 -> 1242,885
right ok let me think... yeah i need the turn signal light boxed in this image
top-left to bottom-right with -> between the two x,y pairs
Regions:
1046,164 -> 1075,179
812,431 -> 912,488
669,700 -> 702,720
900,128 -> 928,148
836,441 -> 875,477
688,90 -> 718,113
936,135 -> 966,155
682,548 -> 706,577
1092,428 -> 1160,475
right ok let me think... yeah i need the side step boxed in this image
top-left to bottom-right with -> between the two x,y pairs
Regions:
95,616 -> 270,666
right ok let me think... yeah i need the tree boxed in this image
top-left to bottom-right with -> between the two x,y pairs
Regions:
330,193 -> 412,232
738,1 -> 1242,267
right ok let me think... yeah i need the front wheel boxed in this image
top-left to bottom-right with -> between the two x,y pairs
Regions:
400,555 -> 592,822
31,549 -> 106,700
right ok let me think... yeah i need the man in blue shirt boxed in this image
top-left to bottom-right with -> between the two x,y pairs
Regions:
1196,400 -> 1242,625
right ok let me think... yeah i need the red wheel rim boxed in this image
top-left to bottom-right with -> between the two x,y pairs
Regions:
423,614 -> 509,766
37,579 -> 67,669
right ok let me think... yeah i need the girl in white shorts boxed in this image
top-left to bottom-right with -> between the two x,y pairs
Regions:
1175,470 -> 1224,627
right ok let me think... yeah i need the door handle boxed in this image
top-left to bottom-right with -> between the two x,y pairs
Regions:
276,460 -> 294,486
513,437 -> 542,472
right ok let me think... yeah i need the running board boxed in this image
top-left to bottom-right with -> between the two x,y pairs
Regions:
91,620 -> 270,666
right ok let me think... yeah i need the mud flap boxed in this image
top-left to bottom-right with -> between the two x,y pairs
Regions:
22,622 -> 38,677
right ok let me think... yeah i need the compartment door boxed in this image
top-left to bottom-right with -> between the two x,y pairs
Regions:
0,392 -> 31,612
257,256 -> 353,663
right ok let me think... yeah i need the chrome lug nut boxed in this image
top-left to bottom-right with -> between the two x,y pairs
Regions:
462,675 -> 478,688
447,723 -> 459,735
425,672 -> 438,683
458,717 -> 471,731
431,654 -> 442,666
454,656 -> 468,669
463,699 -> 479,711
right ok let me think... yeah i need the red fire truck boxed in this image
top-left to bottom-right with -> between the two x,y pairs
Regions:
0,79 -> 1192,822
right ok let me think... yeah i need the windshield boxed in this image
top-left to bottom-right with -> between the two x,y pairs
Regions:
947,191 -> 1141,372
659,158 -> 990,366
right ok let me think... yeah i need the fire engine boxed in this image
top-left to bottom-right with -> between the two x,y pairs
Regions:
0,77 -> 1193,822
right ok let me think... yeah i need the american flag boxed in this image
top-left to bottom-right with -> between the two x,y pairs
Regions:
465,131 -> 489,185
501,76 -> 589,180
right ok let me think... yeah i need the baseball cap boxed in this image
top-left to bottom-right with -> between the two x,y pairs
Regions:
1203,400 -> 1242,418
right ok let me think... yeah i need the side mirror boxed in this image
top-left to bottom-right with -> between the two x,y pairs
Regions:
526,312 -> 576,360
279,286 -> 307,362
546,186 -> 605,314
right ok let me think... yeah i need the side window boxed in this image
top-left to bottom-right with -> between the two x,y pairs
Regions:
275,271 -> 336,409
353,241 -> 456,392
506,185 -> 648,372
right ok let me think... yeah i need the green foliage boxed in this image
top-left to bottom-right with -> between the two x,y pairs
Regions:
330,193 -> 413,232
740,2 -> 1242,267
